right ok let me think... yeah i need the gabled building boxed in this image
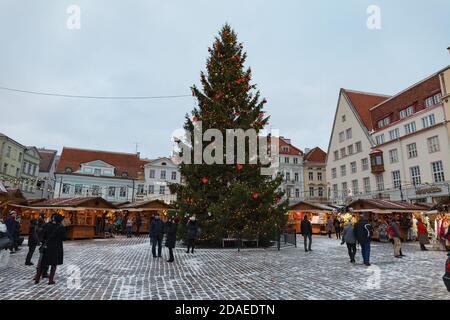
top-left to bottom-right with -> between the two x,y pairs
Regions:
54,147 -> 146,203
303,147 -> 327,203
20,146 -> 42,199
36,148 -> 58,199
327,65 -> 450,204
0,133 -> 26,190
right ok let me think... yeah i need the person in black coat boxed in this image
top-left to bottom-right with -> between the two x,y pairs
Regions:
25,218 -> 39,265
150,213 -> 164,258
165,217 -> 178,263
186,215 -> 198,254
354,214 -> 373,266
334,217 -> 341,239
135,214 -> 142,236
300,215 -> 313,252
34,213 -> 66,285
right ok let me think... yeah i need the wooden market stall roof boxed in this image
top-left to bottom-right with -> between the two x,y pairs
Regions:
289,201 -> 334,212
119,199 -> 172,211
0,188 -> 28,205
29,197 -> 117,209
348,199 -> 426,213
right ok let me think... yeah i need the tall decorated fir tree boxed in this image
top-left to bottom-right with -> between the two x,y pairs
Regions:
170,24 -> 288,245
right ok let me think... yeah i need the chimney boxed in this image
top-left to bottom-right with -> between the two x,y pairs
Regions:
137,152 -> 141,158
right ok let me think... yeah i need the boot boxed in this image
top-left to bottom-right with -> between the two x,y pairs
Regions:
48,265 -> 57,285
34,267 -> 43,284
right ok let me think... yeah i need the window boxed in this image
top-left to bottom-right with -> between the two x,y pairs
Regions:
171,171 -> 177,180
22,161 -> 26,172
375,134 -> 385,145
404,122 -> 416,135
149,169 -> 155,178
389,149 -> 399,164
339,132 -> 345,142
340,165 -> 346,177
3,163 -> 8,174
18,153 -> 22,162
308,172 -> 313,180
378,117 -> 390,129
108,186 -> 116,197
120,186 -> 127,198
434,93 -> 442,104
431,161 -> 445,183
342,182 -> 348,197
355,141 -> 362,153
340,148 -> 346,158
137,184 -> 144,195
346,128 -> 352,139
331,168 -> 337,179
27,163 -> 32,174
332,184 -> 338,199
285,157 -> 289,164
16,168 -> 20,177
350,161 -> 357,174
410,166 -> 421,186
6,146 -> 11,158
309,186 -> 314,197
160,170 -> 166,179
334,151 -> 339,161
285,172 -> 291,181
92,185 -> 100,196
363,177 -> 370,194
75,185 -> 83,195
159,186 -> 165,195
347,145 -> 354,155
293,157 -> 298,164
294,172 -> 299,181
389,128 -> 400,140
407,143 -> 418,159
148,185 -> 154,194
392,171 -> 401,189
351,180 -> 359,194
361,158 -> 369,171
422,114 -> 436,128
376,175 -> 384,191
427,136 -> 440,153
32,165 -> 37,176
400,106 -> 414,119
295,188 -> 300,198
318,186 -> 324,197
342,115 -> 346,122
317,172 -> 322,181
425,97 -> 434,107
62,184 -> 70,194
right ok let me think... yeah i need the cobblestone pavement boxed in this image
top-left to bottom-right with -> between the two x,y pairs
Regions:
0,235 -> 449,300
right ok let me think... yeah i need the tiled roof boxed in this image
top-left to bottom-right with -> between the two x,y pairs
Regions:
304,147 -> 326,165
37,149 -> 58,173
271,137 -> 303,156
343,90 -> 390,131
56,147 -> 145,179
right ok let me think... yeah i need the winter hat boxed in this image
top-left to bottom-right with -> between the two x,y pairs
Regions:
53,213 -> 63,223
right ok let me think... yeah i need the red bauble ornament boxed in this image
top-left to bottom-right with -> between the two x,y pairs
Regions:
252,192 -> 260,200
200,177 -> 209,184
208,47 -> 212,52
236,164 -> 244,170
193,117 -> 199,123
256,122 -> 263,127
275,197 -> 281,204
243,86 -> 249,91
258,112 -> 264,119
262,98 -> 267,104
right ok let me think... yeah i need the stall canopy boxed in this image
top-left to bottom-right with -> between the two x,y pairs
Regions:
30,197 -> 117,210
348,199 -> 426,213
119,199 -> 172,211
289,201 -> 334,213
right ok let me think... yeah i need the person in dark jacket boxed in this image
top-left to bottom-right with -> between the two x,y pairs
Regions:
334,217 -> 341,239
165,217 -> 178,263
341,221 -> 357,263
135,214 -> 142,236
186,215 -> 198,254
354,214 -> 373,266
25,218 -> 39,265
387,217 -> 402,258
300,215 -> 313,252
326,217 -> 333,238
5,211 -> 19,253
150,213 -> 164,258
34,213 -> 66,285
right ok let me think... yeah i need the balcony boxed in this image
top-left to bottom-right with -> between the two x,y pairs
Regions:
370,149 -> 384,174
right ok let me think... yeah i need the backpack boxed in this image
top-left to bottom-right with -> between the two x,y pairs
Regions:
387,226 -> 394,238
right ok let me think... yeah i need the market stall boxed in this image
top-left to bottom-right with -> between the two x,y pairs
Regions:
10,197 -> 117,239
348,199 -> 427,241
118,200 -> 173,233
0,189 -> 30,234
288,201 -> 334,234
430,200 -> 450,250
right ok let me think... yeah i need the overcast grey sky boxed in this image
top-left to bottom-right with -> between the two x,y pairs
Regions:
0,0 -> 449,159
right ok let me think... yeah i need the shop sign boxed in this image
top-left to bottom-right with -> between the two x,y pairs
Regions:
416,187 -> 442,195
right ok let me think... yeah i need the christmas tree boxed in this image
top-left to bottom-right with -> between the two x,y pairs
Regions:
170,24 -> 288,245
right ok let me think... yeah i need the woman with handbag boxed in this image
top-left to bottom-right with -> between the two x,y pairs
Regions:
34,213 -> 66,285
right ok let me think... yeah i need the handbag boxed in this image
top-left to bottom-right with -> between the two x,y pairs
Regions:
0,236 -> 11,250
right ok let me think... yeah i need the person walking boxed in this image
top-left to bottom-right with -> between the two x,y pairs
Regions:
34,214 -> 66,285
300,215 -> 313,252
165,217 -> 178,263
135,214 -> 142,236
150,213 -> 164,258
387,217 -> 402,258
126,216 -> 133,238
341,220 -> 357,263
354,214 -> 373,266
326,217 -> 333,239
334,217 -> 341,239
186,215 -> 198,254
5,211 -> 19,254
417,218 -> 429,251
25,218 -> 40,265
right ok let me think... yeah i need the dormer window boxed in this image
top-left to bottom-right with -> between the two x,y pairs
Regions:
121,172 -> 128,178
281,146 -> 289,152
65,167 -> 73,174
94,169 -> 101,176
161,162 -> 167,166
377,117 -> 390,129
399,106 -> 414,119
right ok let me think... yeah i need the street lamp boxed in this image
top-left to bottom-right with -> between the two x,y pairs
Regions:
448,46 -> 450,54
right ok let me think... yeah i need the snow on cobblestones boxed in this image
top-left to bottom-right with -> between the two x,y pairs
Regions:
0,235 -> 448,300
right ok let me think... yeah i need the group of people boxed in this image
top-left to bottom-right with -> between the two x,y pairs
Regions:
112,214 -> 142,238
1,211 -> 22,254
325,216 -> 344,240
